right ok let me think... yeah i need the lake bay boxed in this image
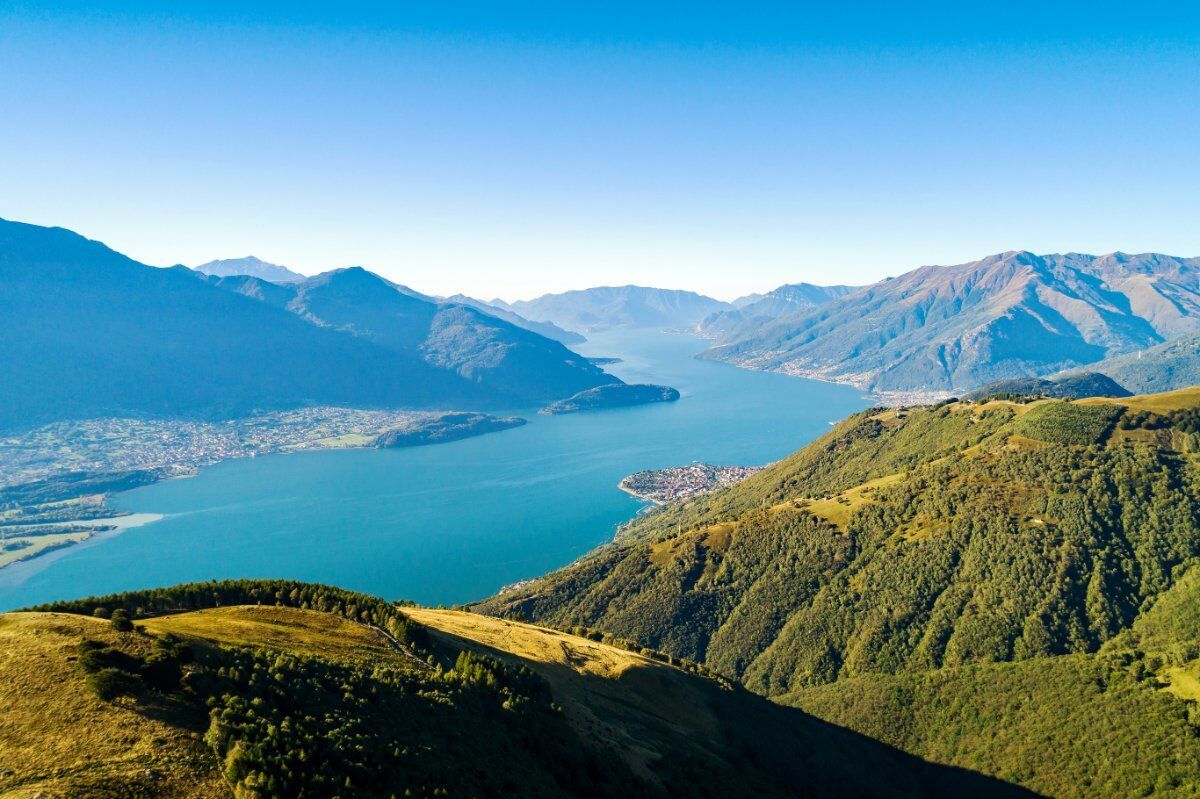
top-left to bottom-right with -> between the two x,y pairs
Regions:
0,330 -> 868,610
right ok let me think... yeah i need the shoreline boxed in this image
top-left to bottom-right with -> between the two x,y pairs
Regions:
2,329 -> 875,610
0,513 -> 163,592
700,351 -> 952,407
617,482 -> 661,505
0,408 -> 531,575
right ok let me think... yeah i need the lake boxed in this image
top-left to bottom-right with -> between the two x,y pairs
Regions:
0,330 -> 869,610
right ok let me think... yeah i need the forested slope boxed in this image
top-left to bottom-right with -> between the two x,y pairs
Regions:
481,389 -> 1200,796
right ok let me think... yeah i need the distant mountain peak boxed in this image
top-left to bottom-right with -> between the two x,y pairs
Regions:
307,265 -> 385,286
195,255 -> 305,283
697,282 -> 858,340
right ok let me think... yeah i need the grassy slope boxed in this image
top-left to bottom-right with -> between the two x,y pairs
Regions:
402,610 -> 1031,797
141,605 -> 398,665
0,612 -> 227,799
407,608 -> 937,792
479,390 -> 1200,797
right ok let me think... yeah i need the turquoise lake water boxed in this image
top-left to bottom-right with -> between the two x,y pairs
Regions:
0,330 -> 869,610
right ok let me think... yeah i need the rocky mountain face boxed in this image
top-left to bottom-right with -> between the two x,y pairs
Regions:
702,251 -> 1200,396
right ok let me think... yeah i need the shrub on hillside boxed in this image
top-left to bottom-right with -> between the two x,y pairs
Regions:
110,608 -> 133,632
86,666 -> 141,701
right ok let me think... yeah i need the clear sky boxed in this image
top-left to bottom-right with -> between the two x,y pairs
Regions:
1,2 -> 1197,301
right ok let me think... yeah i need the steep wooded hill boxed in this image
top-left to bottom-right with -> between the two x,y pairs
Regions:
482,388 -> 1200,797
1077,332 -> 1200,395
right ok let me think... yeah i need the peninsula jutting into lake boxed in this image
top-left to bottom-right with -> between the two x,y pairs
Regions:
540,383 -> 681,414
619,463 -> 766,505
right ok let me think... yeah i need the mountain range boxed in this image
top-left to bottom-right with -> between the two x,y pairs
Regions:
703,251 -> 1200,396
441,293 -> 586,344
202,268 -> 614,405
191,259 -> 588,346
0,219 -> 619,431
494,285 -> 730,334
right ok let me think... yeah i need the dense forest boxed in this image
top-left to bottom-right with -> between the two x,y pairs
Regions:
481,391 -> 1200,796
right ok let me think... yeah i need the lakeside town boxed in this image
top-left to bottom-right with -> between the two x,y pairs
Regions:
0,407 -> 468,489
618,463 -> 766,505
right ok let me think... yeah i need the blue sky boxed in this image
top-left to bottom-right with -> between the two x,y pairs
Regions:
1,2 -> 1197,300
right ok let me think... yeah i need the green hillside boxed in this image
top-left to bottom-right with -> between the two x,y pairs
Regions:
964,372 -> 1131,401
781,552 -> 1200,797
0,579 -> 1027,799
1077,332 -> 1200,395
481,389 -> 1200,796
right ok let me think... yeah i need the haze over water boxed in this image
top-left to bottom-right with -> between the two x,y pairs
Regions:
0,331 -> 869,610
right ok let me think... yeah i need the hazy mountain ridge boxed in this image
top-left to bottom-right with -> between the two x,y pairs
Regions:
697,282 -> 858,339
1069,332 -> 1200,395
443,293 -> 587,344
0,219 -> 462,430
498,285 -> 730,333
194,255 -> 305,283
703,251 -> 1200,395
204,266 -> 618,406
